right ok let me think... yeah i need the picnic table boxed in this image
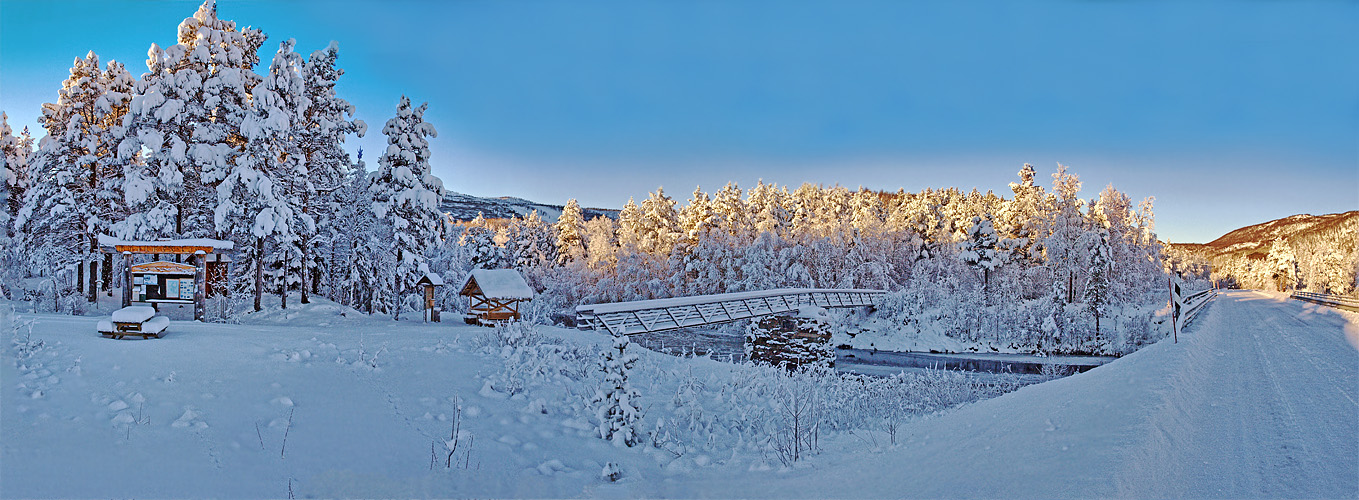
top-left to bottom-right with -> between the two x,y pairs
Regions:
98,306 -> 170,339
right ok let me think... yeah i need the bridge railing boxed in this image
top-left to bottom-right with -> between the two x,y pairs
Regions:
1177,288 -> 1217,331
576,288 -> 886,336
1291,291 -> 1359,312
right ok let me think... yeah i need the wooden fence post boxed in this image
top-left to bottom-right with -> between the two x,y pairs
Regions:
122,251 -> 133,308
194,250 -> 206,322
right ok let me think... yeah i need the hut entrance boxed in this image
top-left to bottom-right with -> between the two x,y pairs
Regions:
458,269 -> 533,325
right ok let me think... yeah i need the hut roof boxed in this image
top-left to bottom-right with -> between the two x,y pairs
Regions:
99,234 -> 235,253
459,269 -> 533,300
418,272 -> 445,287
131,261 -> 197,275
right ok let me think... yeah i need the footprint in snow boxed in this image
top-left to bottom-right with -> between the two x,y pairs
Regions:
536,459 -> 570,476
172,408 -> 208,429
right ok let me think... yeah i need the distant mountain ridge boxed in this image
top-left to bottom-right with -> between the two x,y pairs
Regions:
1179,211 -> 1359,259
439,191 -> 618,223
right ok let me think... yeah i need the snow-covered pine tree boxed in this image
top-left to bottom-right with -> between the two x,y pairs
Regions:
119,0 -> 265,239
554,199 -> 586,266
849,188 -> 886,237
581,215 -> 619,272
592,332 -> 644,447
370,96 -> 444,319
638,187 -> 679,257
1083,231 -> 1112,341
748,180 -> 790,238
299,41 -> 366,304
614,197 -> 643,254
999,163 -> 1047,268
711,182 -> 750,240
221,38 -> 308,310
676,186 -> 713,245
18,51 -> 133,300
326,160 -> 370,307
502,210 -> 556,270
960,214 -> 1002,299
1045,164 -> 1086,304
459,213 -> 503,269
1,115 -> 35,238
1266,237 -> 1298,292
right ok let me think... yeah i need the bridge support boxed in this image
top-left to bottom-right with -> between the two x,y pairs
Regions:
745,306 -> 835,370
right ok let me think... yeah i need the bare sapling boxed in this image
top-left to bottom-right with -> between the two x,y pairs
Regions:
281,407 -> 294,459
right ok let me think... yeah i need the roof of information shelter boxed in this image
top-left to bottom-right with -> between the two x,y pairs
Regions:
131,261 -> 198,275
458,269 -> 533,300
99,234 -> 235,254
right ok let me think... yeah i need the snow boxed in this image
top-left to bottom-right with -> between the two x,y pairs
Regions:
578,288 -> 885,315
98,234 -> 236,251
460,269 -> 533,300
3,290 -> 1355,498
110,306 -> 156,323
142,315 -> 170,334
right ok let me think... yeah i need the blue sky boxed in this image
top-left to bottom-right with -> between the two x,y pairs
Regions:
2,0 -> 1355,243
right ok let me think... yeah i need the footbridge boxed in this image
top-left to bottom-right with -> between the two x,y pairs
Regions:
575,288 -> 887,336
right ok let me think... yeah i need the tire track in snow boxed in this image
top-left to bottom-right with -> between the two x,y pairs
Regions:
1114,290 -> 1358,498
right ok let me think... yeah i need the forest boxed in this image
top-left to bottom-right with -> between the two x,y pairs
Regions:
6,0 -> 1347,359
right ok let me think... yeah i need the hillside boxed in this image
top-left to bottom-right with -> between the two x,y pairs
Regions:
1172,211 -> 1359,293
1181,211 -> 1359,260
439,191 -> 618,223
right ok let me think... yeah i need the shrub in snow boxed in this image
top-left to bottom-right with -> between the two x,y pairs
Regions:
592,333 -> 644,447
600,462 -> 623,482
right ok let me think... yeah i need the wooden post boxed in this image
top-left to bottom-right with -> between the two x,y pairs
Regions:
122,251 -> 133,307
194,250 -> 206,322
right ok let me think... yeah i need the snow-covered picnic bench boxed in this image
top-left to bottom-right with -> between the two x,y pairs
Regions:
98,306 -> 170,339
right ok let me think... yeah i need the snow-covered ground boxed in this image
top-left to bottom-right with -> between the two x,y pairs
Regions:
3,290 -> 1355,498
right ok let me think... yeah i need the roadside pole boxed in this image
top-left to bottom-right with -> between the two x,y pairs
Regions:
1170,278 -> 1181,344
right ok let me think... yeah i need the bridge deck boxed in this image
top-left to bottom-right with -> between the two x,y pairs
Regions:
575,288 -> 886,336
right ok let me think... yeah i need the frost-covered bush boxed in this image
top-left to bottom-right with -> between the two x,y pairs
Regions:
592,333 -> 644,447
478,321 -> 596,411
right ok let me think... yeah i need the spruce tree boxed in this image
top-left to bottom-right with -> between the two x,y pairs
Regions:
1,118 -> 34,233
554,199 -> 586,266
369,96 -> 444,318
592,332 -> 643,447
1083,231 -> 1112,339
300,41 -> 365,303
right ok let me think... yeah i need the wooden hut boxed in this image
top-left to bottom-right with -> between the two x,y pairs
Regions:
458,269 -> 533,324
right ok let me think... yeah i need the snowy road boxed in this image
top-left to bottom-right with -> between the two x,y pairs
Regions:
691,290 -> 1359,498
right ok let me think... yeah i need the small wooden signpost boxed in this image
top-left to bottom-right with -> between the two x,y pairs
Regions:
416,272 -> 445,322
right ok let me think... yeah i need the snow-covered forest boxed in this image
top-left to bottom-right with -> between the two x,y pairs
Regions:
437,164 -> 1168,355
1165,213 -> 1359,295
0,0 -> 1183,356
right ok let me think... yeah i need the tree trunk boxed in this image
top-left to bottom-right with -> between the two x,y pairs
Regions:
254,239 -> 264,312
88,255 -> 98,303
280,279 -> 287,309
300,245 -> 310,305
103,253 -> 113,296
300,189 -> 311,304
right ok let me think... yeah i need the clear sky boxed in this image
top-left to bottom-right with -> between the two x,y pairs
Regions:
2,0 -> 1355,243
